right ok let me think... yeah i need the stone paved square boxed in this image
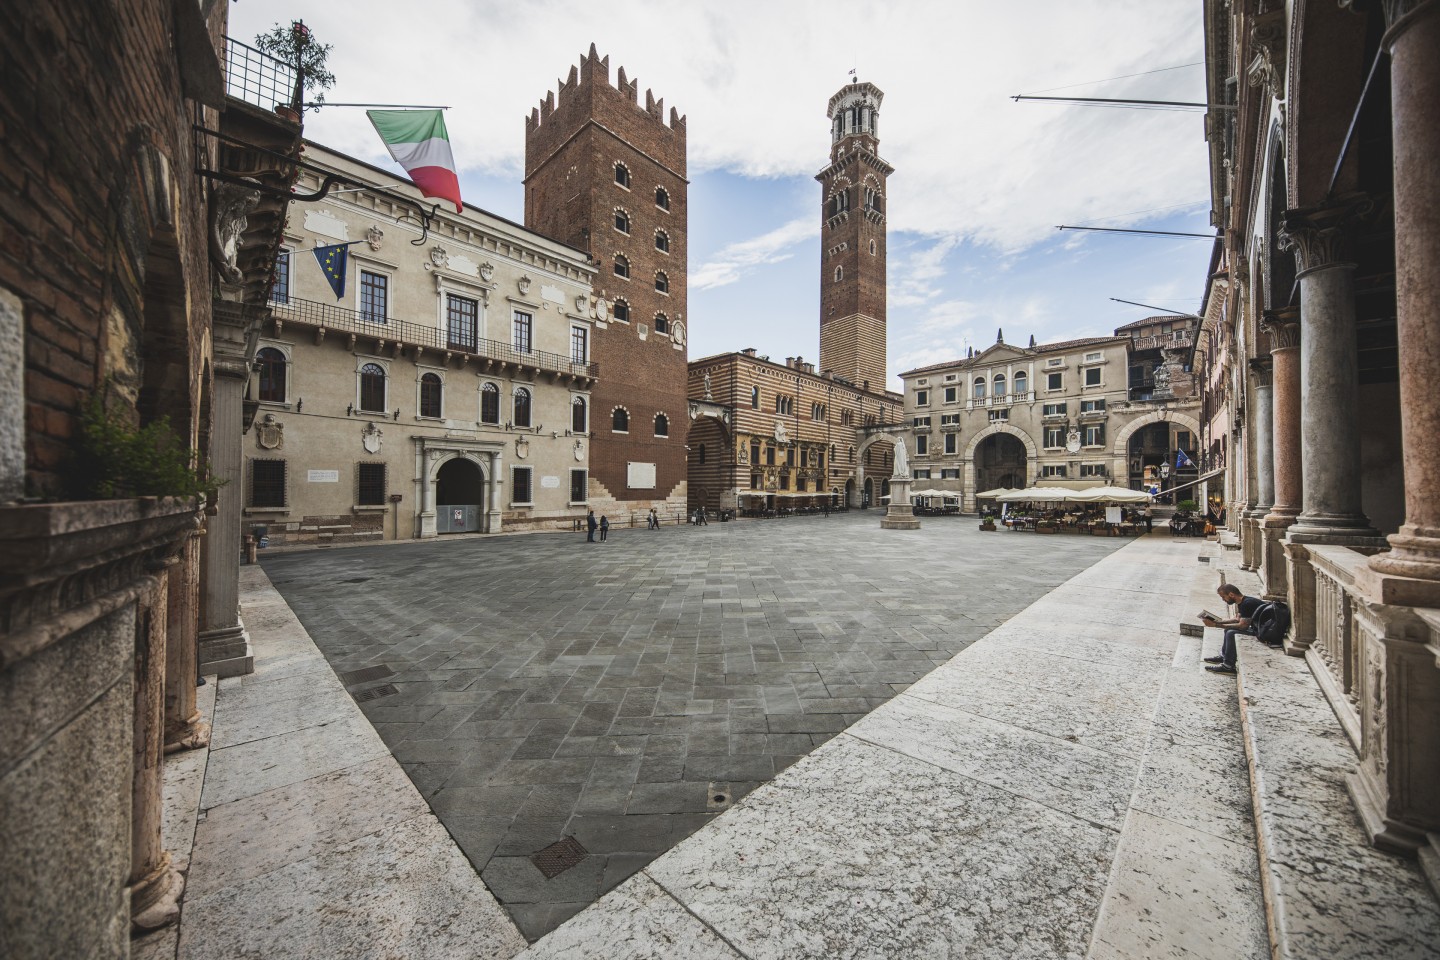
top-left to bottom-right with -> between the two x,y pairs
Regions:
262,513 -> 1127,940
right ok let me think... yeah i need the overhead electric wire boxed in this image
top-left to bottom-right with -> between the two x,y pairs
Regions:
1026,61 -> 1204,95
1057,225 -> 1220,239
1013,95 -> 1232,111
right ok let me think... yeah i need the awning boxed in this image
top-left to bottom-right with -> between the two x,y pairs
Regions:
974,487 -> 1015,499
1159,467 -> 1226,499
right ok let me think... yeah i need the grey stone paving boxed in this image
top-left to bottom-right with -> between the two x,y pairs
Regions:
261,513 -> 1127,941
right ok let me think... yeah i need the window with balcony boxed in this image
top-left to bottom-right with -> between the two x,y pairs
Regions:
973,377 -> 986,399
360,270 -> 388,323
513,311 -> 533,354
993,374 -> 1006,397
445,294 -> 478,351
1013,371 -> 1027,396
270,250 -> 291,304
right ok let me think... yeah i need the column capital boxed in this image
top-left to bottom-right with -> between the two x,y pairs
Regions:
1259,306 -> 1301,350
1278,195 -> 1375,275
1248,355 -> 1274,384
1245,7 -> 1287,99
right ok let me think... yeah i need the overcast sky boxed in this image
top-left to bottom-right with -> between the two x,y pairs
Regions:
230,0 -> 1217,389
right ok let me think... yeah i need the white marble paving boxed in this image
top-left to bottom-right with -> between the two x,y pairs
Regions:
521,875 -> 742,960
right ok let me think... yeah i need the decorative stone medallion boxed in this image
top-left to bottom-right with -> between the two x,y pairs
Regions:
573,440 -> 585,461
515,437 -> 530,460
595,298 -> 609,322
1065,428 -> 1081,454
256,413 -> 284,450
362,422 -> 383,454
517,274 -> 532,295
429,245 -> 449,268
365,225 -> 384,250
479,261 -> 494,281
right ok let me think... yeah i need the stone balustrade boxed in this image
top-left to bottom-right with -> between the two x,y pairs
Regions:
1305,545 -> 1369,749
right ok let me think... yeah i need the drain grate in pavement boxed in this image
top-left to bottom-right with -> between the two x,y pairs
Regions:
351,683 -> 398,703
339,664 -> 393,685
531,836 -> 589,879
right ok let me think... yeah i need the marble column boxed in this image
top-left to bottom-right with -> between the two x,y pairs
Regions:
198,298 -> 255,678
163,523 -> 209,752
1243,357 -> 1274,571
129,564 -> 183,933
1280,198 -> 1382,543
1259,308 -> 1301,600
1370,0 -> 1440,594
488,451 -> 503,532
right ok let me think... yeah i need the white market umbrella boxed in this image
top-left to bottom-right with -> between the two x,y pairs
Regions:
996,487 -> 1072,502
974,487 -> 1013,499
1067,485 -> 1154,503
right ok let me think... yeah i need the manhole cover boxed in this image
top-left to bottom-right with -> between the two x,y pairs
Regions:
339,665 -> 393,685
352,683 -> 398,703
531,836 -> 589,879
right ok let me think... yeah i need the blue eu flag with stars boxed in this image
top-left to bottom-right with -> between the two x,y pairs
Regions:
1176,448 -> 1195,470
312,242 -> 353,300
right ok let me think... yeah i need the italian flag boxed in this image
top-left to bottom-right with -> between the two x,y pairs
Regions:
367,109 -> 463,212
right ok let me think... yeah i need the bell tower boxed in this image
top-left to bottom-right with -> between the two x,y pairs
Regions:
816,80 -> 891,390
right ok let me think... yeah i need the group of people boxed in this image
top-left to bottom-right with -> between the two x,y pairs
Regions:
1200,582 -> 1281,674
586,508 -> 661,541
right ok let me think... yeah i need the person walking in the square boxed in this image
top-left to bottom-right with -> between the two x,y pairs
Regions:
586,510 -> 597,543
648,507 -> 659,530
599,514 -> 609,541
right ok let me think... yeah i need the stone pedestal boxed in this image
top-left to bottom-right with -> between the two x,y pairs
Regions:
163,525 -> 208,752
880,477 -> 920,530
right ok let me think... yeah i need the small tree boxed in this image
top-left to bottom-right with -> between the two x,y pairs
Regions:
254,20 -> 335,108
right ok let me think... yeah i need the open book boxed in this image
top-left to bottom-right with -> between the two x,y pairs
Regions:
1197,609 -> 1225,623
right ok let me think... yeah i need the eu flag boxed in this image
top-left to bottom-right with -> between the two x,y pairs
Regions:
312,242 -> 352,299
1176,448 -> 1195,470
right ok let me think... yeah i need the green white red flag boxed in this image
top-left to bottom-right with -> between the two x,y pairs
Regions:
366,109 -> 463,212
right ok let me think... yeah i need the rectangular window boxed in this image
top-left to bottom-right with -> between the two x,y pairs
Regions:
785,448 -> 795,467
750,439 -> 761,464
940,413 -> 960,425
944,433 -> 957,455
1080,464 -> 1107,478
1084,352 -> 1103,362
912,416 -> 931,427
446,294 -> 478,350
1081,398 -> 1106,413
512,466 -> 533,505
916,389 -> 929,406
513,311 -> 533,354
941,468 -> 960,480
766,447 -> 775,466
943,386 -> 957,403
249,458 -> 286,508
1042,464 -> 1068,478
1046,372 -> 1063,391
359,271 -> 388,323
1176,430 -> 1194,451
270,250 -> 291,304
1085,367 -> 1102,387
916,434 -> 929,455
914,469 -> 931,480
751,473 -> 762,489
357,463 -> 386,505
1042,402 -> 1067,417
779,474 -> 790,490
570,469 -> 587,503
570,326 -> 588,364
1046,357 -> 1064,367
1044,426 -> 1065,448
1083,424 -> 1105,447
797,477 -> 807,492
988,408 -> 1009,421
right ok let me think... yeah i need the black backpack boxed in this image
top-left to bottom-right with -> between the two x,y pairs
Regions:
1252,601 -> 1291,645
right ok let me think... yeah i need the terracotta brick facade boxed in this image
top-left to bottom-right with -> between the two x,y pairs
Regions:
524,46 -> 689,516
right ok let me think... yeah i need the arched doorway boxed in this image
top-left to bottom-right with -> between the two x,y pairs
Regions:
975,433 -> 1026,492
436,457 -> 485,533
863,476 -> 874,508
844,478 -> 855,508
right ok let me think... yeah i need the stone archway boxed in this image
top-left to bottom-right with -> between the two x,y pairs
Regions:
962,422 -> 1038,462
436,456 -> 487,533
974,433 -> 1028,493
1110,411 -> 1202,459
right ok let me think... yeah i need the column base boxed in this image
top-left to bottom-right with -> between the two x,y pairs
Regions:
1287,515 -> 1385,544
128,852 -> 183,935
1260,512 -> 1297,600
197,623 -> 253,678
1346,769 -> 1430,857
1356,563 -> 1440,609
1371,527 -> 1440,585
163,711 -> 211,754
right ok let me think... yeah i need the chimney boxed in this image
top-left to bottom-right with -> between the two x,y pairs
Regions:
741,347 -> 757,357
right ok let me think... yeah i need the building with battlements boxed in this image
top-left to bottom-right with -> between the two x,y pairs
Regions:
524,45 -> 690,522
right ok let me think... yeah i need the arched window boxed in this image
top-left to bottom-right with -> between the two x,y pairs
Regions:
513,387 -> 532,428
993,374 -> 1007,397
614,162 -> 630,187
655,271 -> 668,294
614,254 -> 630,278
750,386 -> 759,409
654,413 -> 669,437
480,382 -> 499,424
612,408 -> 629,432
572,396 -> 588,434
359,363 -> 386,412
834,265 -> 843,282
973,377 -> 986,400
869,239 -> 877,255
257,347 -> 286,403
655,186 -> 670,209
654,313 -> 669,334
613,298 -> 630,322
419,372 -> 442,418
1013,371 -> 1028,396
614,209 -> 630,233
655,229 -> 670,253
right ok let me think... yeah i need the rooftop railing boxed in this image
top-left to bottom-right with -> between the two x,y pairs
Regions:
224,37 -> 299,111
272,296 -> 598,379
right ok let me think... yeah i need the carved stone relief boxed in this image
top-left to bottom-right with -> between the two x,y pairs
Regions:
256,413 -> 284,450
361,422 -> 383,454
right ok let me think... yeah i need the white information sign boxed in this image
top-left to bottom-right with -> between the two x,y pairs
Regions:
627,462 -> 657,489
307,470 -> 340,483
540,475 -> 560,489
1105,506 -> 1123,524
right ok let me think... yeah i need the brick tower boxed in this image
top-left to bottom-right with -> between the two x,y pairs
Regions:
816,81 -> 891,390
525,45 -> 689,515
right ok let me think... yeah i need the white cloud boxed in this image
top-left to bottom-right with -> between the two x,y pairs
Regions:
689,218 -> 814,291
229,0 -> 1207,256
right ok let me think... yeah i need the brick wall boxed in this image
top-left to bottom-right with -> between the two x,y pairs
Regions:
0,1 -> 218,497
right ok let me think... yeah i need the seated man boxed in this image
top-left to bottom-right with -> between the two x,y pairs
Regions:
1201,583 -> 1264,675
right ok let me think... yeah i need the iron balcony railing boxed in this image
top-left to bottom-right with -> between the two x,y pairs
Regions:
272,296 -> 598,379
224,37 -> 299,112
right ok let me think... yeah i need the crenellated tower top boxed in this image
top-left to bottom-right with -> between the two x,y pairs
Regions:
525,43 -> 686,139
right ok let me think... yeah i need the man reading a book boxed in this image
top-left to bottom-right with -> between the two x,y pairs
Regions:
1200,584 -> 1263,675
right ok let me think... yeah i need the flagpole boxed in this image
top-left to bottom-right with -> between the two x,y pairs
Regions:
306,103 -> 452,109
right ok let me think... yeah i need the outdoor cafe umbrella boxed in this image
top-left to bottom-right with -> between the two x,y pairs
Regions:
974,487 -> 1014,499
995,487 -> 1073,502
1065,485 -> 1154,503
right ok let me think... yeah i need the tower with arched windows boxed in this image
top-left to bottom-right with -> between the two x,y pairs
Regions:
816,80 -> 891,391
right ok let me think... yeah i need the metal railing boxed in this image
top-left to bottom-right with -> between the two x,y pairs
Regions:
272,297 -> 598,379
224,37 -> 299,112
